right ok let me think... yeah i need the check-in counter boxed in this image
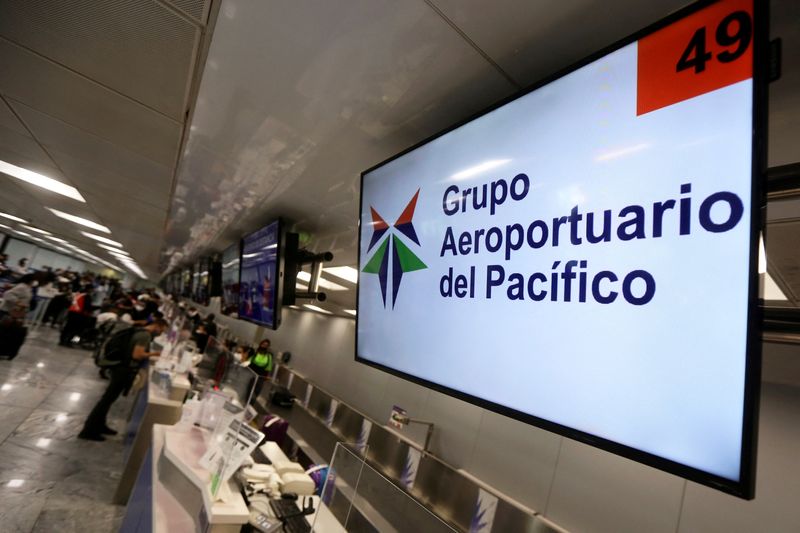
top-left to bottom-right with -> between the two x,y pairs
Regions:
114,365 -> 191,504
121,423 -> 250,533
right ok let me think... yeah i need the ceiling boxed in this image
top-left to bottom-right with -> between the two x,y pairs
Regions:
0,0 -> 797,310
163,0 -> 800,312
0,0 -> 214,277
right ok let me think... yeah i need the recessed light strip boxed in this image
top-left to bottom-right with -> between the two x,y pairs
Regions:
0,160 -> 85,202
81,231 -> 122,247
47,208 -> 110,233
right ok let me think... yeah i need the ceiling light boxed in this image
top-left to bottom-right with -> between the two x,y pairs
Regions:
81,231 -> 122,247
303,304 -> 332,314
45,235 -> 68,244
13,230 -> 33,238
6,479 -> 24,488
98,243 -> 128,255
21,225 -> 51,235
36,438 -> 51,448
344,309 -> 357,316
0,211 -> 27,223
47,208 -> 110,233
324,266 -> 359,284
0,160 -> 85,202
0,223 -> 11,230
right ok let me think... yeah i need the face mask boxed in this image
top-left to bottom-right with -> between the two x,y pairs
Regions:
233,352 -> 243,362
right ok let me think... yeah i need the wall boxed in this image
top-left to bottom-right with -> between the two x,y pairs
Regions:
192,297 -> 799,532
1,236 -> 87,272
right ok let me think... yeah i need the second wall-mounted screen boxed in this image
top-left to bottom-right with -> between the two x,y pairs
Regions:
239,220 -> 283,329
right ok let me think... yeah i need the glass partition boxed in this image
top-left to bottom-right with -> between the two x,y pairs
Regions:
317,443 -> 457,533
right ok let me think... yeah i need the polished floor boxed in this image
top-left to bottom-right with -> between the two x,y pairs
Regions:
0,326 -> 134,532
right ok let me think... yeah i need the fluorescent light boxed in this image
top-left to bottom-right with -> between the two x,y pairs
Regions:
55,413 -> 68,423
0,384 -> 11,391
47,208 -> 110,233
344,309 -> 357,316
324,266 -> 359,284
21,225 -> 51,235
36,438 -> 51,448
13,230 -> 33,238
69,392 -> 81,401
0,211 -> 27,223
451,159 -> 511,180
99,244 -> 129,255
45,235 -> 68,244
81,231 -> 122,247
0,160 -> 85,202
6,479 -> 24,488
36,362 -> 45,368
596,143 -> 650,162
0,223 -> 10,230
303,304 -> 332,314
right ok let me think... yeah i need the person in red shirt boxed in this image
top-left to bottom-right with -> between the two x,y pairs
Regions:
59,284 -> 94,347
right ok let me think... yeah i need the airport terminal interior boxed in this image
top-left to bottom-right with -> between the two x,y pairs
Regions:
0,0 -> 798,532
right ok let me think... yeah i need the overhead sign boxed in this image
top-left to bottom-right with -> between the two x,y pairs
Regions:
356,0 -> 763,498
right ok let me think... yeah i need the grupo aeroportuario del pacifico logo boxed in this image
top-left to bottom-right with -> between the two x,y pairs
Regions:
361,189 -> 427,308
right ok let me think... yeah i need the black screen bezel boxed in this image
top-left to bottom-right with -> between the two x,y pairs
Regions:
354,0 -> 765,499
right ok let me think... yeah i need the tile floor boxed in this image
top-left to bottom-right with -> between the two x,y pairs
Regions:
0,326 -> 135,532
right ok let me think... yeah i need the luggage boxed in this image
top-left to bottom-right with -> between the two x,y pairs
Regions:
0,317 -> 27,359
270,385 -> 295,408
261,414 -> 289,446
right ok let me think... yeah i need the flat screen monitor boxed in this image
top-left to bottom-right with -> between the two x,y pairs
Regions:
238,219 -> 284,329
356,0 -> 763,499
221,243 -> 240,317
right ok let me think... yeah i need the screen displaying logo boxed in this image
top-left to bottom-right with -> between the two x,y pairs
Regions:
362,189 -> 427,308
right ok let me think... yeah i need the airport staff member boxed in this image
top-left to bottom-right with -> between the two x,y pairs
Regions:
79,318 -> 168,441
248,338 -> 274,402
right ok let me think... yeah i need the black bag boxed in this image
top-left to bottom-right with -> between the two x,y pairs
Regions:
270,385 -> 295,408
0,318 -> 27,359
97,326 -> 140,367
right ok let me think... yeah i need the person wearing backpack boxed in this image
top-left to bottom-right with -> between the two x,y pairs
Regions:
78,318 -> 168,441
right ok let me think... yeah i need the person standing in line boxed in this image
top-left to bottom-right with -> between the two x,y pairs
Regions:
14,258 -> 29,276
0,274 -> 36,320
59,284 -> 93,346
79,318 -> 168,441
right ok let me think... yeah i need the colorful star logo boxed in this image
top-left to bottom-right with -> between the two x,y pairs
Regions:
362,189 -> 427,308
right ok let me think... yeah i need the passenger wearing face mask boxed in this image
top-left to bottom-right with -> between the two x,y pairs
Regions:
0,274 -> 37,320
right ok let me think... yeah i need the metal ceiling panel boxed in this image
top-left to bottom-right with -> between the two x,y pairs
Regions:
163,0 -> 516,272
0,97 -> 28,136
166,0 -> 211,22
428,0 -> 688,88
0,0 -> 202,120
0,40 -> 183,166
12,103 -> 174,207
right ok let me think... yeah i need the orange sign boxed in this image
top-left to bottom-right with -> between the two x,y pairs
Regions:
637,0 -> 753,115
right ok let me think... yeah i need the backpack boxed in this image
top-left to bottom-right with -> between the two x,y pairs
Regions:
97,325 -> 140,367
